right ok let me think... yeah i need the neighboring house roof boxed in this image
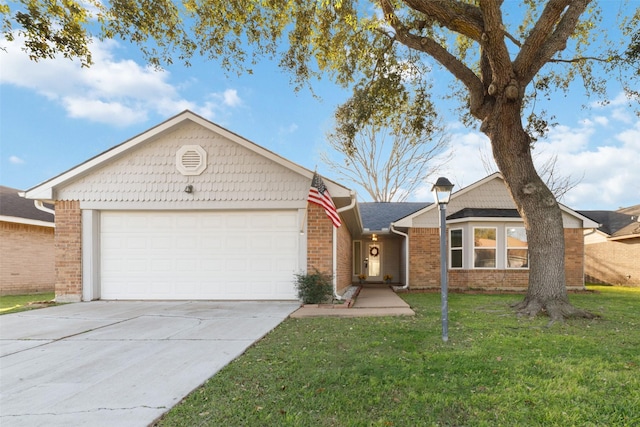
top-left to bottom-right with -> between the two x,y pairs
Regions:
359,202 -> 430,231
578,206 -> 640,240
0,186 -> 54,226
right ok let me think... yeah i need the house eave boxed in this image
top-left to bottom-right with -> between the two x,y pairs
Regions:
0,215 -> 55,228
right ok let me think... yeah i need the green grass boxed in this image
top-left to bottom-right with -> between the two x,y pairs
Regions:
158,286 -> 640,426
0,292 -> 56,315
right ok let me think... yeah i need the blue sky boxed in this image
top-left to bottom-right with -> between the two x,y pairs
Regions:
1,6 -> 638,211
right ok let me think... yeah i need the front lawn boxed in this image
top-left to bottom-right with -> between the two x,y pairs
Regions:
0,292 -> 56,315
158,286 -> 640,426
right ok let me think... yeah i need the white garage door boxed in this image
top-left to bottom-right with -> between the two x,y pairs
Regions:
100,211 -> 300,300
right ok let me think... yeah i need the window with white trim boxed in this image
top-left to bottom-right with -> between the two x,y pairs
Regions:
449,228 -> 463,269
353,241 -> 362,275
474,227 -> 496,268
506,227 -> 529,269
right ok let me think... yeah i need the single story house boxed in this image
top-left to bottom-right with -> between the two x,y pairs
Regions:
0,186 -> 55,295
22,111 -> 599,302
578,206 -> 640,286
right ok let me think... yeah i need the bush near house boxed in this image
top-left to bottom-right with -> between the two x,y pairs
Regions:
294,270 -> 333,304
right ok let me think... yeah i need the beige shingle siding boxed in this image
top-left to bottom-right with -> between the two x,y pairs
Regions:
412,177 -> 515,227
56,122 -> 309,204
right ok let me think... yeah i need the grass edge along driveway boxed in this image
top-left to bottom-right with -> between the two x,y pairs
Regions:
158,286 -> 639,426
0,292 -> 56,315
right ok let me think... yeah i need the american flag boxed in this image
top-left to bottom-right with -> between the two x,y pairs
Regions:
308,172 -> 341,228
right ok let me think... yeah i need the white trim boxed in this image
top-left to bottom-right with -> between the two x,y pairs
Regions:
0,215 -> 54,228
473,226 -> 498,269
79,200 -> 308,210
82,210 -> 101,301
505,226 -> 529,270
449,228 -> 463,269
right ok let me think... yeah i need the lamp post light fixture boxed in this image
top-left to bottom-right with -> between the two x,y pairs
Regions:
432,177 -> 454,342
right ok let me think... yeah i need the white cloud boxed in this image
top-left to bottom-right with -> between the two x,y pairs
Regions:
0,34 -> 243,126
222,89 -> 242,107
9,156 -> 25,164
409,106 -> 639,210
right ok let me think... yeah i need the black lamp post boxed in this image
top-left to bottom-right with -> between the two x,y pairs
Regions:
432,177 -> 454,342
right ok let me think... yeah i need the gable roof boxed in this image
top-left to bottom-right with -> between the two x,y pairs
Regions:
393,173 -> 599,229
359,202 -> 430,231
0,186 -> 54,226
22,110 -> 353,203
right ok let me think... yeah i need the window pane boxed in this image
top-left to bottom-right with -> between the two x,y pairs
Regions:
474,228 -> 496,248
450,229 -> 462,248
451,249 -> 462,268
474,249 -> 496,268
353,241 -> 361,275
507,227 -> 527,246
507,249 -> 528,268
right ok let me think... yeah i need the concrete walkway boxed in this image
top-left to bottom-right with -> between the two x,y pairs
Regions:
290,286 -> 414,318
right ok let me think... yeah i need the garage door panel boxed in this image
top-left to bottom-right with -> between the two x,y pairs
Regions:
100,211 -> 299,300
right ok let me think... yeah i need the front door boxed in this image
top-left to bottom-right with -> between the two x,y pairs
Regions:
367,243 -> 382,281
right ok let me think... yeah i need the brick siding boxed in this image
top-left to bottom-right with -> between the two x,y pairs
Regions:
54,201 -> 83,302
306,202 -> 334,277
584,237 -> 640,286
335,221 -> 352,294
0,222 -> 55,295
306,202 -> 354,295
409,227 -> 586,291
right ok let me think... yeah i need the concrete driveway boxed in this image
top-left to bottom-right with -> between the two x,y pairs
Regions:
0,300 -> 300,427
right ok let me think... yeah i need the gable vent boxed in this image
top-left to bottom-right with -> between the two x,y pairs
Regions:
176,145 -> 207,176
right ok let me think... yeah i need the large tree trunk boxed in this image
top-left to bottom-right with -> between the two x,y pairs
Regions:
482,98 -> 594,322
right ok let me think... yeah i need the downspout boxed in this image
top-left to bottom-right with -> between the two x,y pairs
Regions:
390,223 -> 409,290
333,191 -> 357,300
34,200 -> 55,216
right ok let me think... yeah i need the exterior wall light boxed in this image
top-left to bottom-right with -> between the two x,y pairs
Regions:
184,185 -> 194,194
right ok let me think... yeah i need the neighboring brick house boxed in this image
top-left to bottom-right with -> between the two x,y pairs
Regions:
22,111 -> 599,302
0,186 -> 55,295
578,206 -> 640,286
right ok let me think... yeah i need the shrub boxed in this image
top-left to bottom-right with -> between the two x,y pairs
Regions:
294,270 -> 333,304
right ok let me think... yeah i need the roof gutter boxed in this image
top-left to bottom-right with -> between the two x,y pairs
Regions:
390,223 -> 409,291
34,200 -> 55,216
332,191 -> 357,300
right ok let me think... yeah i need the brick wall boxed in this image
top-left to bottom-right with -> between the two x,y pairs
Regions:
408,227 -> 441,289
335,221 -> 352,294
306,202 -> 333,277
54,201 -> 82,302
564,228 -> 585,289
409,227 -> 587,291
0,222 -> 55,295
584,237 -> 640,286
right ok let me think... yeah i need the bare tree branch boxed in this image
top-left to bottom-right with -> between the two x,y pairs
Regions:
322,120 -> 451,202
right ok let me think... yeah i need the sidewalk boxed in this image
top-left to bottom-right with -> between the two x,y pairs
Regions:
290,286 -> 415,318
